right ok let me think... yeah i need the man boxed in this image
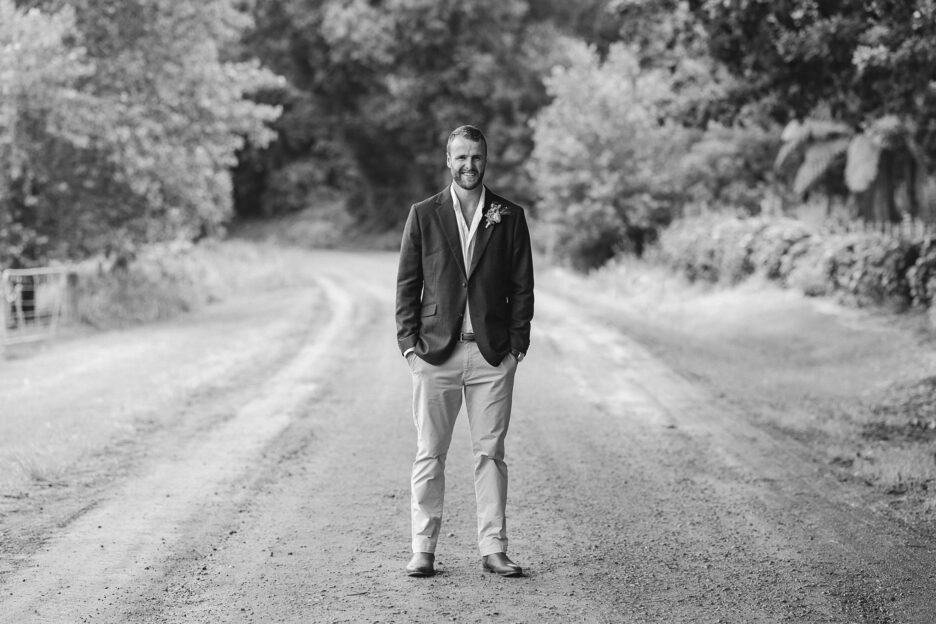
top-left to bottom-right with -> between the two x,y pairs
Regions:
395,125 -> 534,578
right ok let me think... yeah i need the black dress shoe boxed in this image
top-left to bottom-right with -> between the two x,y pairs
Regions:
405,552 -> 435,577
482,552 -> 523,577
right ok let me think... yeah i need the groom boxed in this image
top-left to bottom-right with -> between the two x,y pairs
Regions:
395,125 -> 534,577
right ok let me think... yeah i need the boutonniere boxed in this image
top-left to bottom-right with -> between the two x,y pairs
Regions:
484,202 -> 510,229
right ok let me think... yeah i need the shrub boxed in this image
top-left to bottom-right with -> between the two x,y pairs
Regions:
785,241 -> 832,297
658,214 -> 808,285
824,234 -> 913,308
658,213 -> 926,310
906,238 -> 936,307
748,220 -> 814,281
76,242 -> 222,327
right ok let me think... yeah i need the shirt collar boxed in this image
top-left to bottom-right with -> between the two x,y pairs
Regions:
450,184 -> 486,231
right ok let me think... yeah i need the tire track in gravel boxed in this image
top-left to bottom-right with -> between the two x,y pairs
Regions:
5,251 -> 935,623
103,256 -> 936,624
1,274 -> 356,624
1,286 -> 330,577
121,253 -> 610,624
522,290 -> 936,623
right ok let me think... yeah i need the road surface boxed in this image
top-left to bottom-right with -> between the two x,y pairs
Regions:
0,250 -> 933,623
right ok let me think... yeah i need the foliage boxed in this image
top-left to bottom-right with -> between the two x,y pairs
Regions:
657,213 -> 934,309
657,214 -> 815,285
74,238 -> 320,328
775,115 -> 931,222
527,0 -> 628,54
239,0 -> 558,227
906,238 -> 936,308
824,233 -> 914,307
694,0 -> 936,162
1,0 -> 282,267
5,0 -> 936,276
0,1 -> 97,264
529,42 -> 698,270
775,118 -> 853,196
675,122 -> 782,213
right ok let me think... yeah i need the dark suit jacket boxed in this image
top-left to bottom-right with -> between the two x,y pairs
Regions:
396,186 -> 534,366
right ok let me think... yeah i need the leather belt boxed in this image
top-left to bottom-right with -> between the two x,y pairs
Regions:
459,332 -> 476,342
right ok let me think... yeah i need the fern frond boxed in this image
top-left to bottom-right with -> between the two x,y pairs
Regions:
804,119 -> 852,140
774,139 -> 802,171
793,137 -> 850,195
776,118 -> 852,172
780,119 -> 808,143
868,115 -> 904,148
845,135 -> 881,193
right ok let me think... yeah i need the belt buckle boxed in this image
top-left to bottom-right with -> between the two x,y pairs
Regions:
460,332 -> 475,342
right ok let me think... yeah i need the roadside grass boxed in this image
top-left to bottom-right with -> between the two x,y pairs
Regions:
74,238 -> 322,329
8,451 -> 65,486
0,436 -> 91,493
0,389 -> 147,495
545,256 -> 936,527
72,200 -> 381,330
857,445 -> 936,490
228,195 -> 354,249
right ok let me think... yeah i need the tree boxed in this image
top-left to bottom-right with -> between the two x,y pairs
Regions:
526,0 -> 628,54
694,0 -> 936,160
2,0 -> 282,266
529,42 -> 697,269
239,0 -> 559,228
776,115 -> 932,222
0,1 -> 117,265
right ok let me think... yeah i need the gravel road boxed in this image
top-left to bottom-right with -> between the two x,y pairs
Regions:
0,249 -> 933,623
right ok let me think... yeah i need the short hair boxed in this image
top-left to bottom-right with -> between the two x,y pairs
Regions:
446,125 -> 487,154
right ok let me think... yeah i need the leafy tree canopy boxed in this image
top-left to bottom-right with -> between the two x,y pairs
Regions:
1,0 -> 282,266
529,41 -> 701,268
238,0 -> 566,226
695,0 -> 936,139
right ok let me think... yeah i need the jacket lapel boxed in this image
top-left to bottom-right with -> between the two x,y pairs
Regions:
435,190 -> 467,278
468,189 -> 495,278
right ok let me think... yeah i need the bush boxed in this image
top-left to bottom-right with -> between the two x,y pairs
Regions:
824,234 -> 913,308
785,241 -> 832,297
907,238 -> 936,307
748,220 -> 814,281
658,213 -> 928,310
76,242 -> 222,327
658,214 -> 786,284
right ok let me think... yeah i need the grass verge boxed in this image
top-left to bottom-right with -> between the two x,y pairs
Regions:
73,238 -> 322,329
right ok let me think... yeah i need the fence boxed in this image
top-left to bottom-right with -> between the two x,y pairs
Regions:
825,217 -> 936,241
1,266 -> 77,349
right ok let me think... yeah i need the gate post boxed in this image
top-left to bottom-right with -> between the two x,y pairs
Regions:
0,269 -> 8,355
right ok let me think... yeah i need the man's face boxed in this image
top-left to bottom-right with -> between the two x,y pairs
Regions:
446,136 -> 486,191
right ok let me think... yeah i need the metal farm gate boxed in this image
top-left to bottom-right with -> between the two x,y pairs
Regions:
1,266 -> 76,348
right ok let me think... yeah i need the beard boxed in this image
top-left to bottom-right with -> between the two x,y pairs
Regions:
453,168 -> 483,190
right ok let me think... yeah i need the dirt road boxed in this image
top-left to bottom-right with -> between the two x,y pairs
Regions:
1,250 -> 934,623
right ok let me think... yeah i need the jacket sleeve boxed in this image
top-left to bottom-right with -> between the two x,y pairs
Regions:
508,207 -> 534,354
396,204 -> 423,354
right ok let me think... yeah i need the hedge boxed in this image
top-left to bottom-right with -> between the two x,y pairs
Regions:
657,214 -> 936,310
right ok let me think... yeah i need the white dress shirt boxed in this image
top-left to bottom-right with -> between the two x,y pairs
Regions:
450,184 -> 486,334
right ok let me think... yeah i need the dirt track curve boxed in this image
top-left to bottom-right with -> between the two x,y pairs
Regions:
0,250 -> 934,623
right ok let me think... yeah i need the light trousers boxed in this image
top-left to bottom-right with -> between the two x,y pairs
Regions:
408,341 -> 518,556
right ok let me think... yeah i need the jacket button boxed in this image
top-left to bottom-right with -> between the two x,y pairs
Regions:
461,282 -> 467,288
